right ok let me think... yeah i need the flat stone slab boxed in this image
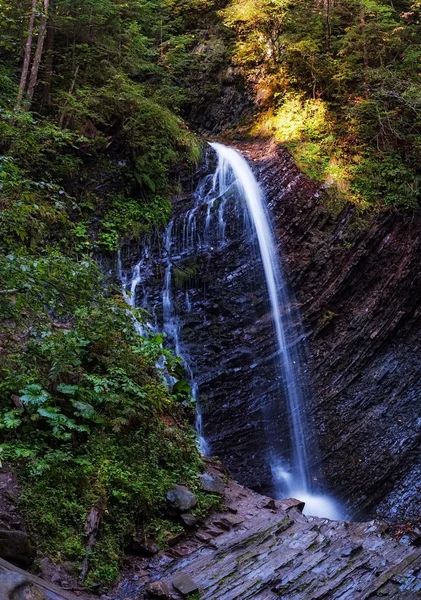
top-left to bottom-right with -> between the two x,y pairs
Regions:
158,511 -> 421,599
113,467 -> 421,600
172,573 -> 198,596
166,486 -> 197,514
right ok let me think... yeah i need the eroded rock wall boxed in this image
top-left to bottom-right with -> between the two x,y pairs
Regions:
121,139 -> 421,522
245,141 -> 421,521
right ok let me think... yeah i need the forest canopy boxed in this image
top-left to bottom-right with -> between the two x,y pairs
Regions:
221,0 -> 421,208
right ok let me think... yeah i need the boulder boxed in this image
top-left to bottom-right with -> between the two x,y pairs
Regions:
197,473 -> 225,495
0,568 -> 47,600
180,514 -> 199,528
0,530 -> 36,567
258,497 -> 277,510
0,570 -> 31,600
128,534 -> 159,557
172,573 -> 199,596
275,498 -> 305,513
166,486 -> 197,515
145,580 -> 170,598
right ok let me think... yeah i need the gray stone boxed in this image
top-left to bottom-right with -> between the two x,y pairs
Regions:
276,498 -> 305,513
146,580 -> 170,598
0,530 -> 36,567
197,473 -> 225,495
166,486 -> 197,514
180,514 -> 199,528
172,573 -> 199,596
60,562 -> 76,575
258,497 -> 277,510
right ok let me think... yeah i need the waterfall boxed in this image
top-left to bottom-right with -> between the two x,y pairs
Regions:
161,220 -> 209,455
208,143 -> 342,519
209,142 -> 310,492
120,142 -> 342,519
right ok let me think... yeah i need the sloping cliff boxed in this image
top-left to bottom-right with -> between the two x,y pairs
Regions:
120,138 -> 421,523
113,461 -> 421,600
243,140 -> 421,522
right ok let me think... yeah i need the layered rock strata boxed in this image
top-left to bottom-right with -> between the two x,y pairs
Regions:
120,139 -> 421,522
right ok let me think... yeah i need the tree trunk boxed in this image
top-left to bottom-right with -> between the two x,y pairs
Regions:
16,0 -> 37,108
58,64 -> 79,128
41,15 -> 55,105
79,505 -> 102,584
25,0 -> 50,107
360,3 -> 369,96
325,0 -> 332,54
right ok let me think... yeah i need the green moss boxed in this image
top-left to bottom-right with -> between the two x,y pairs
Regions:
173,259 -> 198,289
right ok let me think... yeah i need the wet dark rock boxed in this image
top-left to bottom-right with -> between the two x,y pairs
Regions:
121,139 -> 421,523
180,514 -> 199,528
167,532 -> 185,547
276,498 -> 306,513
197,473 -> 225,495
172,573 -> 199,596
129,535 -> 159,557
145,580 -> 170,598
0,530 -> 36,567
166,486 -> 197,515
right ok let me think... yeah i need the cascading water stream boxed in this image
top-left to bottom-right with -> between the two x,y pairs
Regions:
208,143 -> 342,519
209,143 -> 310,491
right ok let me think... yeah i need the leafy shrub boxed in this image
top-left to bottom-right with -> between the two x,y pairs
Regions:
0,253 -> 202,586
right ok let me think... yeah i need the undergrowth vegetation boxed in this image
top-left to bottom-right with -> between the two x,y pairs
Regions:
0,251 -> 208,585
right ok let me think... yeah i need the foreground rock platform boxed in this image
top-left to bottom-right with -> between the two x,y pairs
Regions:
114,463 -> 421,600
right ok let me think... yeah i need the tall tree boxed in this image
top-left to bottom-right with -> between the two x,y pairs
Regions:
16,0 -> 37,108
26,0 -> 50,107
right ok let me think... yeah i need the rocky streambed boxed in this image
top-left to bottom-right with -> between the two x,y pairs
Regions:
5,460 -> 421,599
101,461 -> 421,599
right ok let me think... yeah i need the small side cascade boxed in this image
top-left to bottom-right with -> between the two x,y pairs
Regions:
119,143 -> 342,518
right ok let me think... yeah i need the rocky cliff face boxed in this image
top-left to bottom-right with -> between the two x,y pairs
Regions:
121,139 -> 421,524
243,140 -> 421,523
